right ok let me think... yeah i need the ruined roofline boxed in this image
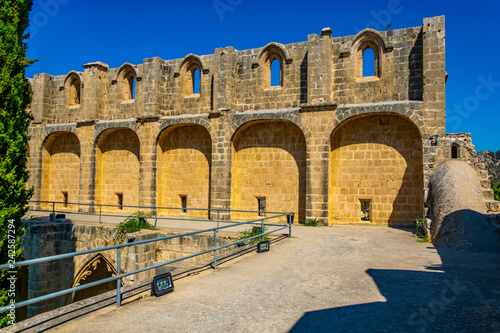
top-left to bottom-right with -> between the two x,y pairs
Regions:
28,15 -> 445,134
29,15 -> 444,79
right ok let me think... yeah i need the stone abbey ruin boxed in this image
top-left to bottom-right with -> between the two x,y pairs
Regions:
26,15 -> 499,228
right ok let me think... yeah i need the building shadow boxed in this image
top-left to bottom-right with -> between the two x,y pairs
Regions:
408,29 -> 423,101
19,220 -> 77,319
290,229 -> 500,332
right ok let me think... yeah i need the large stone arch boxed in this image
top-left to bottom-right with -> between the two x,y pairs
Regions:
157,116 -> 215,144
71,253 -> 118,303
227,110 -> 312,144
321,103 -> 424,148
329,113 -> 424,225
156,124 -> 212,218
93,121 -> 140,143
176,54 -> 209,75
95,128 -> 140,213
231,120 -> 307,222
41,131 -> 81,211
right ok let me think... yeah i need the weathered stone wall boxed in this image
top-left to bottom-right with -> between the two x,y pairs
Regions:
157,124 -> 211,219
95,128 -> 140,213
21,222 -> 237,318
27,16 -> 455,226
40,132 -> 80,211
231,121 -> 306,222
329,114 -> 423,225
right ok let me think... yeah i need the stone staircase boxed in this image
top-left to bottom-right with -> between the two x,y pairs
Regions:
475,163 -> 500,212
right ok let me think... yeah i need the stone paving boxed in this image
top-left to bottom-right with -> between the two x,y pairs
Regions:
9,225 -> 499,332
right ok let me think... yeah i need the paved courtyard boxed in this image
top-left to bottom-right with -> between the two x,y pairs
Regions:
10,225 -> 500,332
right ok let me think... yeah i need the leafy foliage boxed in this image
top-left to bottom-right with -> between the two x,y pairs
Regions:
238,226 -> 268,245
414,218 -> 430,243
491,179 -> 500,202
302,218 -> 321,227
0,0 -> 35,327
115,212 -> 155,236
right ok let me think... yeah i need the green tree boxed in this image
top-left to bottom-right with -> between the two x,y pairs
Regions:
491,178 -> 500,202
0,0 -> 34,327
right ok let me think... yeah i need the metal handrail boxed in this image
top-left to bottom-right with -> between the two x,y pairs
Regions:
29,200 -> 289,214
0,207 -> 294,313
28,200 -> 290,227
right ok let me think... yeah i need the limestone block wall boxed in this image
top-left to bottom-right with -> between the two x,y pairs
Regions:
157,124 -> 212,219
329,114 -> 423,224
95,129 -> 140,213
231,121 -> 307,222
40,132 -> 80,211
26,16 -> 456,227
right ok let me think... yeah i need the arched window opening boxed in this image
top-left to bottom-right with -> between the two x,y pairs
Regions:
184,64 -> 202,96
68,78 -> 81,106
193,68 -> 200,94
355,38 -> 381,79
121,70 -> 136,101
270,59 -> 281,87
362,48 -> 375,77
451,145 -> 459,159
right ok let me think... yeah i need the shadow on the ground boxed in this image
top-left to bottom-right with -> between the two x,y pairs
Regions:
289,244 -> 500,333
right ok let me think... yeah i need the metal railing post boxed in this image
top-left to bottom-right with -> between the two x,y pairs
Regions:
99,205 -> 102,224
154,208 -> 158,228
217,209 -> 220,229
116,248 -> 121,307
261,218 -> 264,241
52,202 -> 55,215
287,213 -> 294,238
213,229 -> 217,270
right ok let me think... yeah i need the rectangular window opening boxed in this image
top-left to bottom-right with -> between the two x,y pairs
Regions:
116,193 -> 123,210
180,195 -> 187,213
360,200 -> 371,222
257,197 -> 266,216
62,192 -> 68,208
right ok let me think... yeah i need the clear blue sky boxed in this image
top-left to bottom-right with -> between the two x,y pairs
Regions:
24,0 -> 500,152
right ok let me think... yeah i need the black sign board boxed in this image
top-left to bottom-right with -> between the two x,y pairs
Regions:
151,272 -> 174,297
257,240 -> 270,253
